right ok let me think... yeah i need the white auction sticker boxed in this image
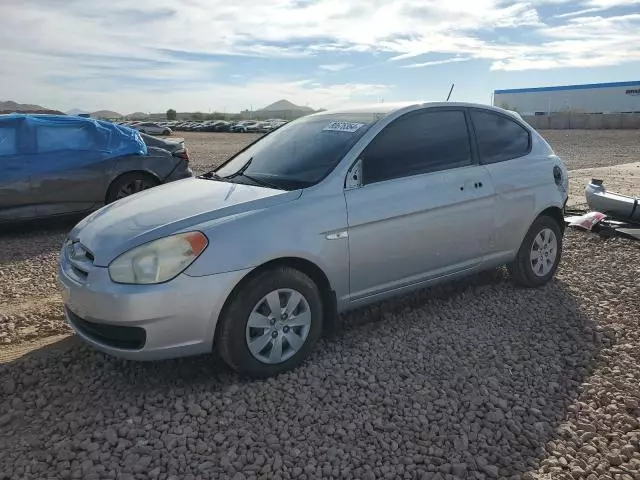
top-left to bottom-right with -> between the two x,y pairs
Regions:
322,121 -> 365,133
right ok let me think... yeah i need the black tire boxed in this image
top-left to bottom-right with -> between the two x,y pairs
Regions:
106,172 -> 159,204
163,130 -> 170,136
509,215 -> 563,287
217,266 -> 324,378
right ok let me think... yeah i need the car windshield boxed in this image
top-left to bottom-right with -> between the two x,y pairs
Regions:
214,113 -> 381,189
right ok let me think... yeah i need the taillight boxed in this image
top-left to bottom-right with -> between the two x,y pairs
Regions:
174,149 -> 189,162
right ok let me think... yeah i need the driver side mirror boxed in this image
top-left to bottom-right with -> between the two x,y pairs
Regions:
345,158 -> 362,190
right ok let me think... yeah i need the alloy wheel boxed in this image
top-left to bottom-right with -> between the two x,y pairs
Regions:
530,227 -> 558,277
245,288 -> 311,364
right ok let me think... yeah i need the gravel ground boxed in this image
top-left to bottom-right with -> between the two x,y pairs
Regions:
179,132 -> 261,175
540,130 -> 640,171
0,223 -> 70,347
1,130 -> 639,479
1,230 -> 639,479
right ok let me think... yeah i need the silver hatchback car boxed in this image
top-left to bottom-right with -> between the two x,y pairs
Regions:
59,102 -> 569,378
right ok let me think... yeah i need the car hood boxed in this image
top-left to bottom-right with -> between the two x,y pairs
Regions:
69,178 -> 301,266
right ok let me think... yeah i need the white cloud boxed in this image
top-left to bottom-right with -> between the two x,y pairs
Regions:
491,13 -> 640,70
318,63 -> 352,71
399,57 -> 471,68
385,10 -> 640,72
555,0 -> 640,17
1,0 -> 640,111
554,7 -> 604,18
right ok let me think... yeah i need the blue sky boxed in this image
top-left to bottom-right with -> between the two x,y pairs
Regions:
2,0 -> 639,114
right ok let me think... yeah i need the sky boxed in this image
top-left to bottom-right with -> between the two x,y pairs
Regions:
1,0 -> 639,114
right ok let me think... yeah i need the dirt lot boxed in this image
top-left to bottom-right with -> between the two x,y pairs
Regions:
540,130 -> 639,171
178,132 -> 262,175
1,130 -> 639,479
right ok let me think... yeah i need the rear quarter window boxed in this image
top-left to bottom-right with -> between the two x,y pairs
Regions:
470,110 -> 530,164
36,125 -> 104,153
0,126 -> 18,155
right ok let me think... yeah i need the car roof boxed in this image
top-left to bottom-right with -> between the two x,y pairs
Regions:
312,101 -> 514,118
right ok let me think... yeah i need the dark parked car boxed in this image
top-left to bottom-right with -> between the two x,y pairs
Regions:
0,114 -> 192,222
214,121 -> 232,132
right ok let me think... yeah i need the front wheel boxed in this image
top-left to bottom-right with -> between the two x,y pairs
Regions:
217,267 -> 323,378
509,215 -> 562,287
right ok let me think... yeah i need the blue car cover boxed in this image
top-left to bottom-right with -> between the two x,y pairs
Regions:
0,113 -> 147,158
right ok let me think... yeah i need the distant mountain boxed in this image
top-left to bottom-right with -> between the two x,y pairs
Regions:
1,100 -> 44,111
258,99 -> 315,113
125,112 -> 149,120
0,100 -> 64,115
66,108 -> 89,116
91,110 -> 123,119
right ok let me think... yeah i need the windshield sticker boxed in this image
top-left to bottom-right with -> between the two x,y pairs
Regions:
322,121 -> 365,133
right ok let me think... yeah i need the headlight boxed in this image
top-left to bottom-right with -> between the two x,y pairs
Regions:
108,231 -> 208,284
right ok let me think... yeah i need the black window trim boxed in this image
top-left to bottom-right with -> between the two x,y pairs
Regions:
359,106 -> 478,186
466,107 -> 532,165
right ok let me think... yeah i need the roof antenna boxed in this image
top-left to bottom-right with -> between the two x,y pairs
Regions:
446,83 -> 455,101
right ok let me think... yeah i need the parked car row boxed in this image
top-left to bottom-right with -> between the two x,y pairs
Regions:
117,119 -> 288,133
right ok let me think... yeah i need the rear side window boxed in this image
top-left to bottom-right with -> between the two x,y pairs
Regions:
0,127 -> 17,155
470,110 -> 530,164
362,110 -> 472,184
36,125 -> 99,153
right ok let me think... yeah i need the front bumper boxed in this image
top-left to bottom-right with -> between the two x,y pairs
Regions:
59,247 -> 250,360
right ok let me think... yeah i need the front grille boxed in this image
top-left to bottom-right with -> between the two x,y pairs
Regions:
66,307 -> 146,350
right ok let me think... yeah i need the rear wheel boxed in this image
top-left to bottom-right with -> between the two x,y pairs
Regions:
106,173 -> 159,203
509,215 -> 562,287
217,266 -> 323,378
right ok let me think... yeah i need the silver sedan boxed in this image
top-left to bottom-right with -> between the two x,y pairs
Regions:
59,102 -> 568,378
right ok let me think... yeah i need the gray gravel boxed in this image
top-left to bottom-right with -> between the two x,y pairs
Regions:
540,130 -> 640,171
0,223 -> 70,346
1,230 -> 639,479
1,131 -> 640,478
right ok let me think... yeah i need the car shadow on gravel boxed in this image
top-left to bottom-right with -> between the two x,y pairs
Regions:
0,216 -> 80,236
1,269 -> 603,479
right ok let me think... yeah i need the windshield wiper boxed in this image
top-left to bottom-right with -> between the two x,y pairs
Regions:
223,157 -> 253,180
205,158 -> 281,189
240,173 -> 282,190
199,171 -> 224,180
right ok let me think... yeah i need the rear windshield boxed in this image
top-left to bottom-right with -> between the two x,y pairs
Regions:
215,113 -> 381,189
